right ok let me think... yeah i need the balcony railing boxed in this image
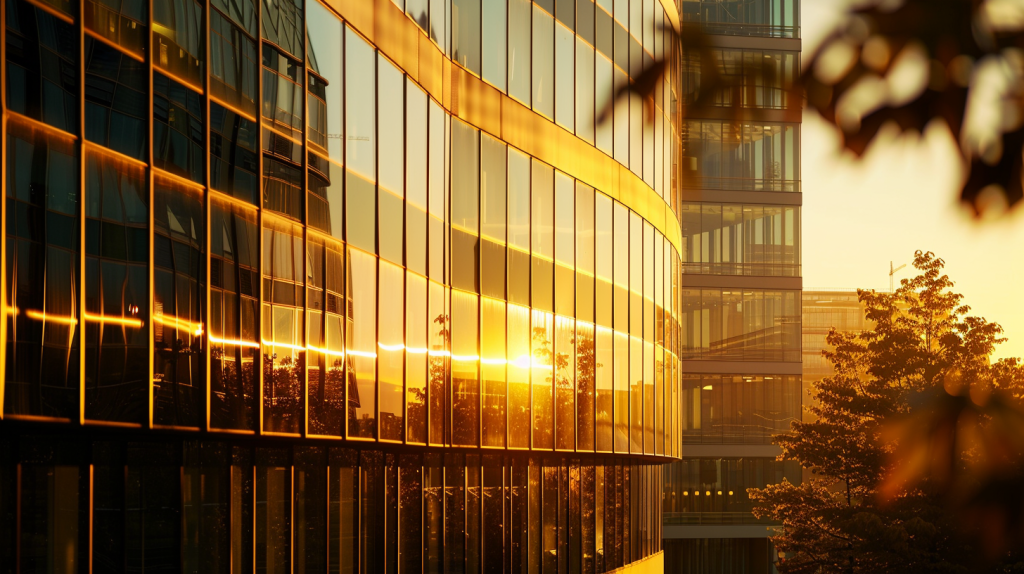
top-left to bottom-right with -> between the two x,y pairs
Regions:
663,512 -> 779,525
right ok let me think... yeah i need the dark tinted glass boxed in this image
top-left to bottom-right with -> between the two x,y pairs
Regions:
210,199 -> 259,431
4,121 -> 79,419
210,102 -> 260,204
152,0 -> 205,86
84,151 -> 149,424
84,37 -> 147,161
210,7 -> 259,117
261,0 -> 304,59
262,43 -> 304,140
154,72 -> 205,184
85,0 -> 147,56
213,0 -> 258,36
153,178 -> 206,427
5,0 -> 78,133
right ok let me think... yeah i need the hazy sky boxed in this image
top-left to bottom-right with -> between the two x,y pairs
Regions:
801,1 -> 1024,360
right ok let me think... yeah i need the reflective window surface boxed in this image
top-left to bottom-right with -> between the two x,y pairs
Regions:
3,0 -> 683,455
680,289 -> 801,362
4,121 -> 79,419
679,203 -> 801,276
682,120 -> 800,192
0,1 -> 683,571
679,374 -> 801,444
6,0 -> 79,133
681,48 -> 799,110
680,0 -> 800,38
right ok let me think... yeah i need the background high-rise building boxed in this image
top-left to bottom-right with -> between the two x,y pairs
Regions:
0,0 -> 685,571
664,1 -> 802,572
802,289 -> 872,386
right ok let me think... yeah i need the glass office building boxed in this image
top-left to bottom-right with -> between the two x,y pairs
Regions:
665,1 -> 801,572
0,0 -> 685,572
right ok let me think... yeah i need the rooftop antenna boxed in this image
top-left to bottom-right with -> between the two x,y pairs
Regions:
889,261 -> 906,293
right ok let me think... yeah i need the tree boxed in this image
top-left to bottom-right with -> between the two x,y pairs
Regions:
748,251 -> 1024,573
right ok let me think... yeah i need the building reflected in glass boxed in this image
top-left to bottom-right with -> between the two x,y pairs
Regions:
0,0 -> 684,572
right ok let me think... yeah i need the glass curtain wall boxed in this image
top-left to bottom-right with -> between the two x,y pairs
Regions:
1,0 -> 683,572
0,435 -> 665,574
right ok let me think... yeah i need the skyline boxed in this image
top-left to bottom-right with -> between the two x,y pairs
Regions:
802,0 -> 1024,361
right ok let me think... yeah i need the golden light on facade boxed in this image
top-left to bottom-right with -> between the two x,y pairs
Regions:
153,314 -> 204,336
23,310 -> 78,326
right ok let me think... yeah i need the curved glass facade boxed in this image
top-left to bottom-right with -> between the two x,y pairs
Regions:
0,0 -> 682,571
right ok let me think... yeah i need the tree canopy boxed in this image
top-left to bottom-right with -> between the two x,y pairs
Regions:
749,251 -> 1024,573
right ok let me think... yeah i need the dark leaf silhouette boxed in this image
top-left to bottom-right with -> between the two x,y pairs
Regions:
800,0 -> 1024,212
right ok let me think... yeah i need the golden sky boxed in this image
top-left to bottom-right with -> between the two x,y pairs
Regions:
801,1 -> 1024,361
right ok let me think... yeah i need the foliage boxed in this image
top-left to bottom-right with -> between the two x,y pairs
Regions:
800,0 -> 1024,212
749,251 -> 1024,573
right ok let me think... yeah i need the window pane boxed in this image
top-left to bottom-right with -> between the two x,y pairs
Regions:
532,6 -> 554,118
577,322 -> 596,451
5,122 -> 79,419
507,303 -> 531,449
532,310 -> 554,449
482,298 -> 507,447
554,172 -> 575,317
153,178 -> 205,427
576,38 -> 595,144
428,282 -> 449,445
407,82 -> 429,275
84,151 -> 149,424
482,0 -> 507,89
613,332 -> 629,452
84,38 -> 147,161
255,449 -> 291,570
452,291 -> 480,447
86,0 -> 148,55
406,273 -> 428,444
595,326 -> 613,451
531,161 -> 553,312
379,261 -> 405,441
212,0 -> 257,35
210,198 -> 259,431
154,72 -> 204,185
347,248 -> 377,438
261,0 -> 303,58
378,56 -> 405,265
211,103 -> 260,205
595,53 -> 614,154
307,1 -> 344,163
508,0 -> 532,104
453,0 -> 481,73
153,0 -> 204,86
346,27 -> 376,182
555,22 -> 575,130
309,237 -> 346,437
262,218 -> 303,434
211,8 -> 259,118
554,316 -> 575,450
452,122 -> 481,291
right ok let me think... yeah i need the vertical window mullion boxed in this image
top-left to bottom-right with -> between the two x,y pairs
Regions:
203,0 -> 213,433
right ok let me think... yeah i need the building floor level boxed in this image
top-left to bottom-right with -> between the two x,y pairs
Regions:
0,430 -> 664,574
